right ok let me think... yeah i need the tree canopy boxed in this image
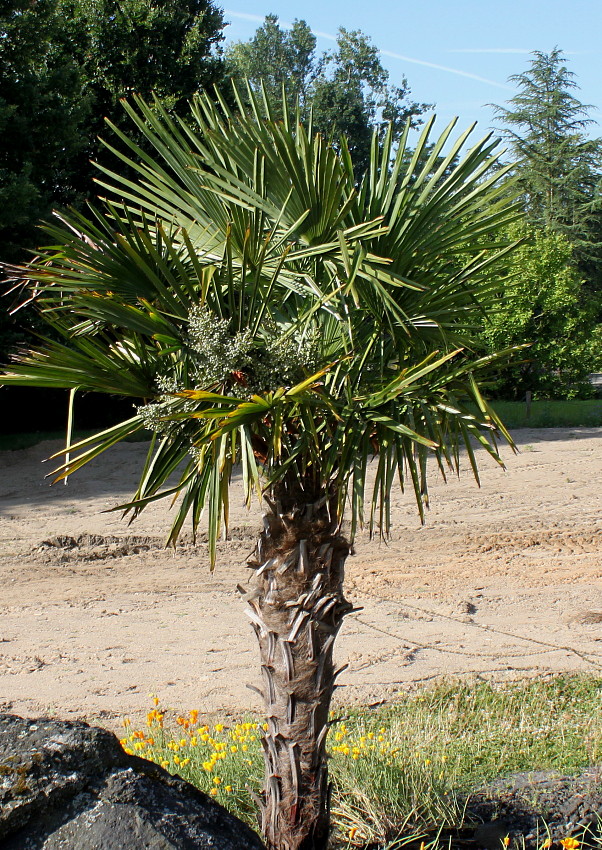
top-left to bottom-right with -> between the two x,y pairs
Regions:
226,15 -> 431,174
1,84 -> 523,848
0,0 -> 90,261
0,0 -> 227,352
492,48 -> 602,277
482,223 -> 600,398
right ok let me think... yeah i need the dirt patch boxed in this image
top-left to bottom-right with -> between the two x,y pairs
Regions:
0,427 -> 601,729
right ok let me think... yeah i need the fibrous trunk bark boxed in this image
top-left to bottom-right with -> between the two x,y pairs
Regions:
241,489 -> 352,850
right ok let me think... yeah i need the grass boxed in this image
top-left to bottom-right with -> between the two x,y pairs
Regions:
121,676 -> 602,848
0,401 -> 599,453
490,400 -> 602,430
0,427 -> 152,452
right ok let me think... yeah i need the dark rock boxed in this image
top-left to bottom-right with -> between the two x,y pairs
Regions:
466,768 -> 602,848
474,819 -> 509,849
0,714 -> 266,849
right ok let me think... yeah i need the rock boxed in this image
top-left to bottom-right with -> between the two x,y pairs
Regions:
466,768 -> 602,847
0,714 -> 266,849
473,819 -> 509,849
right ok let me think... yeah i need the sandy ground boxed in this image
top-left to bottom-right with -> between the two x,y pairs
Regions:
1,427 -> 602,731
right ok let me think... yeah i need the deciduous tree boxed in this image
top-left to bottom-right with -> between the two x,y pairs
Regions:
226,16 -> 431,174
482,224 -> 600,398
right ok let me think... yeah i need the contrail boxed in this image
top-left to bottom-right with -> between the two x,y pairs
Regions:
449,48 -> 533,54
224,10 -> 267,23
378,49 -> 512,89
224,10 -> 511,90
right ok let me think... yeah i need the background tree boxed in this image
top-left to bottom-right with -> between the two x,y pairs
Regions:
0,88 -> 521,849
481,223 -> 600,398
226,15 -> 431,174
56,0 -> 227,196
492,48 -> 602,287
0,0 -> 91,353
225,14 -> 317,113
0,0 -> 226,359
0,0 -> 90,263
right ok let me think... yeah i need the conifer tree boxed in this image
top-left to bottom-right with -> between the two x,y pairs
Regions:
492,48 -> 602,275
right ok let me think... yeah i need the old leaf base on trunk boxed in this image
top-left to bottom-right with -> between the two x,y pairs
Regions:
242,491 -> 353,850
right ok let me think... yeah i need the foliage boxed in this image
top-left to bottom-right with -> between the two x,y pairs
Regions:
481,224 -> 600,399
0,0 -> 227,357
122,676 -> 602,846
54,0 -> 227,196
226,15 -> 431,174
492,48 -> 602,281
0,0 -> 91,262
0,87 -> 522,847
0,87 -> 522,553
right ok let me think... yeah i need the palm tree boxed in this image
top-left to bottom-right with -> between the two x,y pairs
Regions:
1,87 -> 521,850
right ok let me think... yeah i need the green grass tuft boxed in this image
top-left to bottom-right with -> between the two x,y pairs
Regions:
121,676 -> 602,847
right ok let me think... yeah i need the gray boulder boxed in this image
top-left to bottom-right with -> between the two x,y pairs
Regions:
0,714 -> 266,849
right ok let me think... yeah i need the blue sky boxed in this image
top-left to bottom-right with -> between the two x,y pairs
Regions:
219,0 -> 601,141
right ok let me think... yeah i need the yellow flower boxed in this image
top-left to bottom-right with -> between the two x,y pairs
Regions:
152,696 -> 159,707
174,756 -> 181,765
214,723 -> 224,733
179,739 -> 187,747
230,745 -> 238,753
542,841 -> 553,850
503,837 -> 510,848
160,760 -> 169,769
348,826 -> 358,840
202,761 -> 214,771
123,718 -> 131,727
225,785 -> 233,793
209,787 -> 218,797
424,759 -> 431,766
123,747 -> 133,755
560,840 -> 579,850
213,777 -> 222,785
190,710 -> 199,724
190,737 -> 197,746
180,758 -> 190,767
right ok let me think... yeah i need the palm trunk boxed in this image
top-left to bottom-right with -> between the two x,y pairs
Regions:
242,488 -> 352,850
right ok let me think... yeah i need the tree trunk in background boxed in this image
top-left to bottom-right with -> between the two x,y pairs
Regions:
242,489 -> 352,850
